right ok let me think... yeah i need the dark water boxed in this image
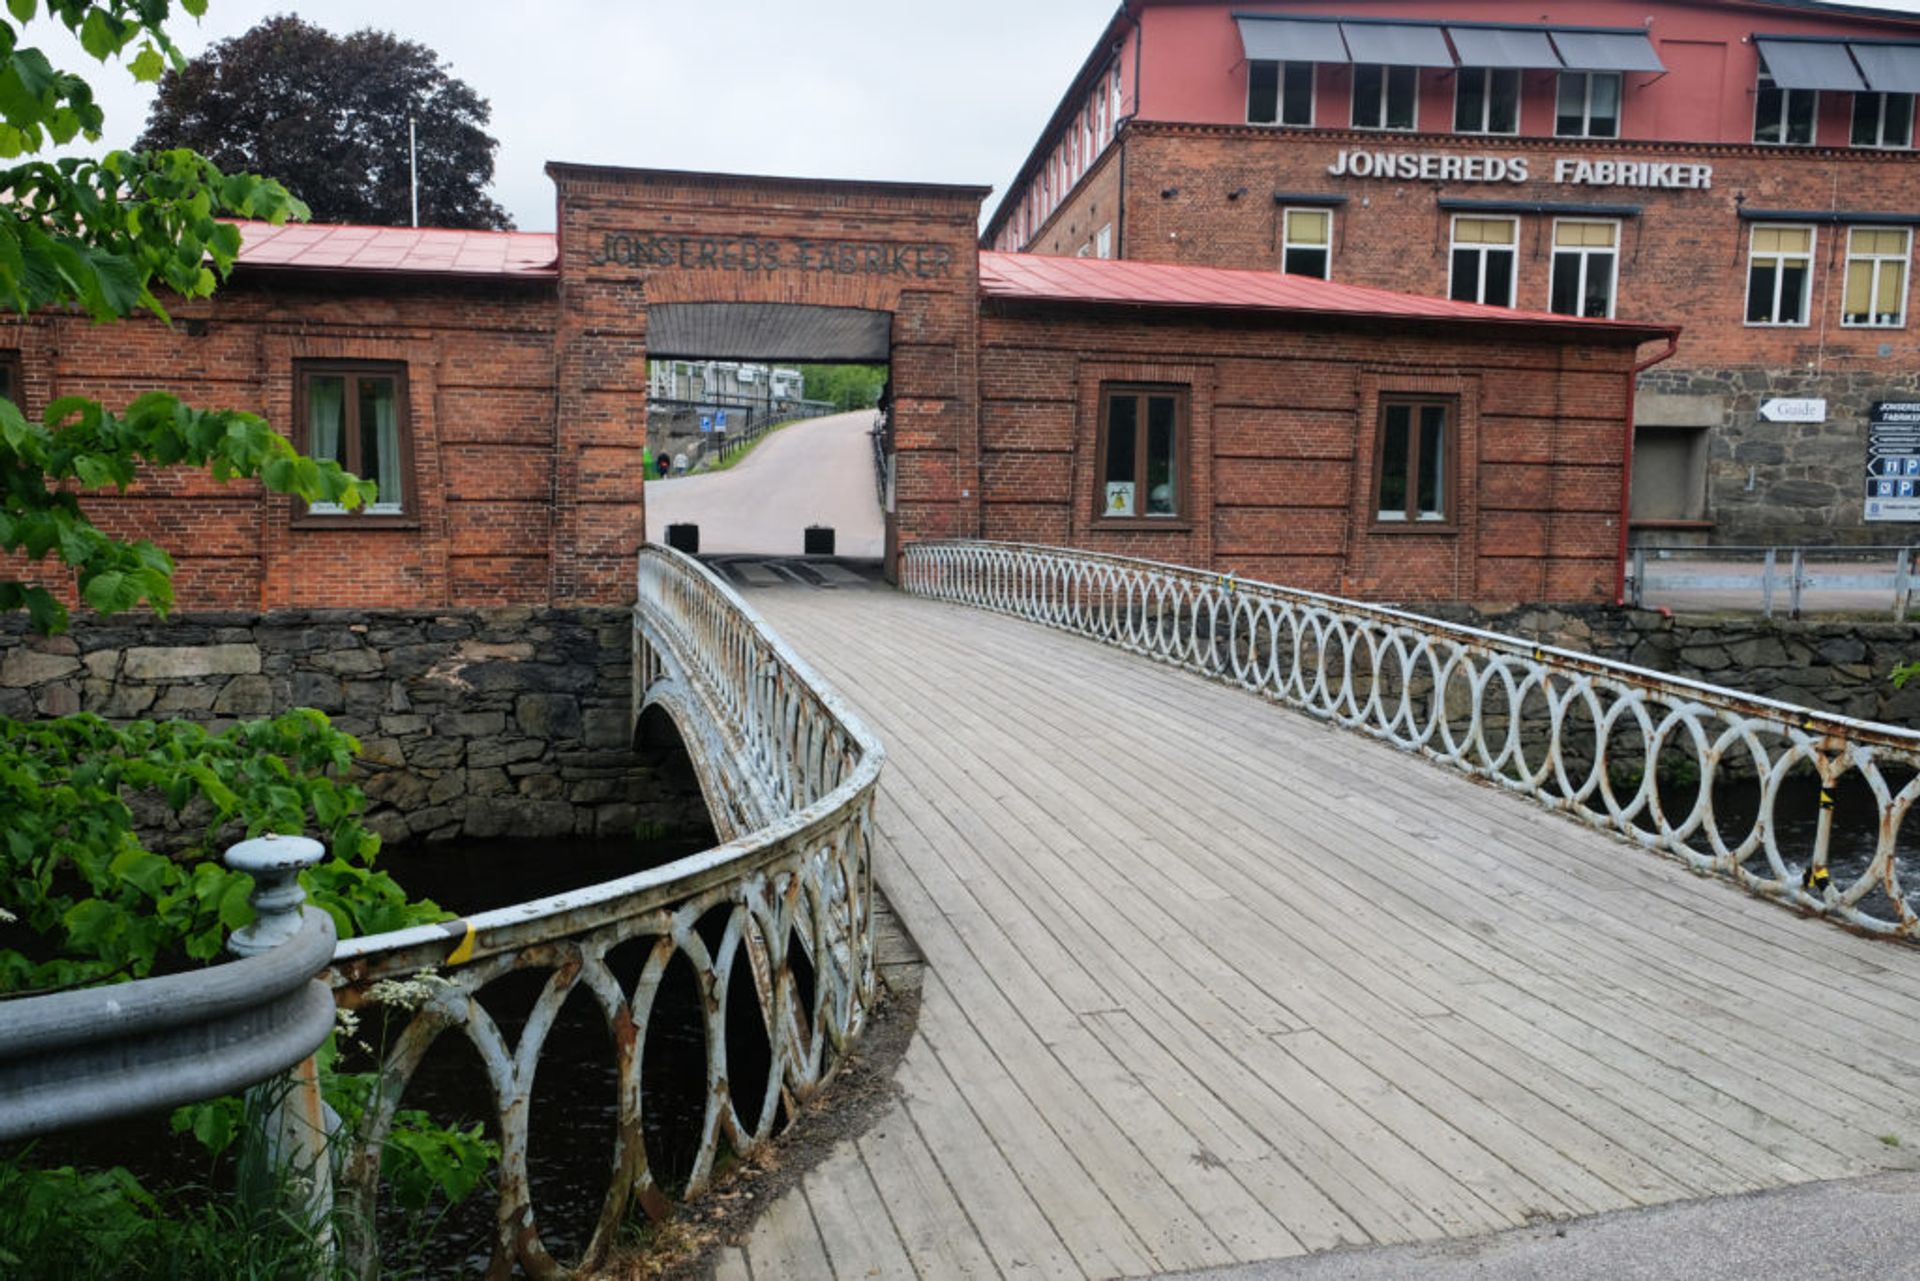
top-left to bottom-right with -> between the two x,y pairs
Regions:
8,831 -> 718,1278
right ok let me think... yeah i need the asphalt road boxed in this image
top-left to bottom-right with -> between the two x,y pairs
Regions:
645,411 -> 886,558
1168,1170 -> 1920,1280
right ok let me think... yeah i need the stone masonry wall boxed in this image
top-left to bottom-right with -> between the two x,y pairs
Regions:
1440,603 -> 1920,726
0,607 -> 710,847
1639,366 -> 1920,547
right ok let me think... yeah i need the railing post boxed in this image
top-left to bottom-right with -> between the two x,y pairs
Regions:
1898,546 -> 1916,622
1790,547 -> 1806,619
1762,546 -> 1777,618
226,834 -> 334,1265
1629,545 -> 1646,609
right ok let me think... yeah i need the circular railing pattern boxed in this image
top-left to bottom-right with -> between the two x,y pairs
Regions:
904,539 -> 1920,940
325,544 -> 883,1279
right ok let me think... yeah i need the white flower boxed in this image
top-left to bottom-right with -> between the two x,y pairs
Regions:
365,968 -> 454,1010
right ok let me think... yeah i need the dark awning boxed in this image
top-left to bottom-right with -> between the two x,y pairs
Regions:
1851,42 -> 1920,93
1755,37 -> 1865,91
1235,16 -> 1349,64
1447,26 -> 1562,71
1549,30 -> 1665,73
1339,21 -> 1455,69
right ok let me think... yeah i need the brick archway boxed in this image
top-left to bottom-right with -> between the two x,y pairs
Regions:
547,165 -> 987,596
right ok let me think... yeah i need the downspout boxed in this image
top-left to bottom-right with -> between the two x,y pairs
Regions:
1615,329 -> 1681,605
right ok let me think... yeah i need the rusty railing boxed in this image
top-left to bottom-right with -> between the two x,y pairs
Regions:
903,539 -> 1920,939
326,542 -> 884,1278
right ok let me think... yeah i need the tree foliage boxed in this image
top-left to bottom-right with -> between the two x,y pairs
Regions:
137,14 -> 512,230
801,363 -> 887,411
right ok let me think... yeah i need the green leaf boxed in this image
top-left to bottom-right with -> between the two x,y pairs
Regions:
5,1 -> 33,23
127,45 -> 163,84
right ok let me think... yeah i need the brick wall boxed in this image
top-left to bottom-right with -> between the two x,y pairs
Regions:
979,300 -> 1642,603
0,273 -> 561,612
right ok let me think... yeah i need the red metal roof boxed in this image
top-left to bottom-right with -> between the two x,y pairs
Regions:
980,250 -> 1672,337
232,220 -> 558,278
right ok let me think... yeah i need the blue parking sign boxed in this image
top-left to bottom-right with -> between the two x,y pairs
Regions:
717,411 -> 728,429
700,415 -> 712,432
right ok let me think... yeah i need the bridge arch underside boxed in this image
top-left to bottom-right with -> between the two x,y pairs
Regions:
733,582 -> 1920,1278
646,302 -> 891,364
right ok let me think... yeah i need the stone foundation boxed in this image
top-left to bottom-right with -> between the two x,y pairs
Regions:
0,608 -> 711,846
1438,603 -> 1920,726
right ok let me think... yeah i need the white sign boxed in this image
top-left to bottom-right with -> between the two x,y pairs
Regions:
1326,149 -> 1713,191
1760,398 -> 1827,423
1104,481 -> 1135,517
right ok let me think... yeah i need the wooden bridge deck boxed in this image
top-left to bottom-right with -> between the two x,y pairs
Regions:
716,580 -> 1920,1280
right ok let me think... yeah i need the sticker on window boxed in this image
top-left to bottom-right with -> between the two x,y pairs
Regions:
1105,481 -> 1136,516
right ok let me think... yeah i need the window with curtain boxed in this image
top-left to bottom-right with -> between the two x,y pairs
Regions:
1282,208 -> 1332,278
1842,227 -> 1910,327
1097,385 -> 1186,520
1746,225 -> 1815,325
1549,220 -> 1620,318
1555,71 -> 1620,138
297,362 -> 411,518
1449,216 -> 1518,307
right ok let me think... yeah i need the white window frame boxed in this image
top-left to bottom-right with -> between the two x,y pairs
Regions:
1744,223 -> 1817,327
1248,59 -> 1316,127
1853,91 -> 1914,149
1448,215 -> 1519,308
1549,218 -> 1621,319
1095,223 -> 1113,259
1352,63 -> 1418,131
1841,225 -> 1911,328
1454,66 -> 1521,136
1555,71 -> 1621,139
1281,207 -> 1333,279
1754,63 -> 1817,146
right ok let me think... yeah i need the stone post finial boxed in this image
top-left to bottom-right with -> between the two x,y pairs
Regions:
224,834 -> 326,958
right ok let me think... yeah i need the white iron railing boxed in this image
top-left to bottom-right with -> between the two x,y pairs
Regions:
1627,544 -> 1920,618
903,540 -> 1920,940
325,543 -> 884,1279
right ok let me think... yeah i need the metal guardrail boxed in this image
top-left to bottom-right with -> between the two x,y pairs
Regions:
1627,544 -> 1920,618
325,542 -> 884,1279
0,838 -> 338,1145
903,539 -> 1920,940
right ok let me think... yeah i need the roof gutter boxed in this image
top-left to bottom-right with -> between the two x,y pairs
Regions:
1616,330 -> 1683,606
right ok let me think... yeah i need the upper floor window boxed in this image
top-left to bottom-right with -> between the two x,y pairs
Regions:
1098,385 -> 1185,520
1376,398 -> 1451,524
1352,64 -> 1417,131
299,361 -> 411,518
1282,208 -> 1332,278
1449,216 -> 1517,308
1843,227 -> 1910,327
1550,220 -> 1620,319
1249,60 -> 1314,126
1746,224 -> 1815,326
1755,61 -> 1816,145
1455,67 -> 1520,135
1095,223 -> 1113,259
0,350 -> 22,408
1556,72 -> 1620,138
1853,91 -> 1914,148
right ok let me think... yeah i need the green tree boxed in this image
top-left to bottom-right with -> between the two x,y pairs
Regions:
801,362 -> 887,411
136,14 -> 513,230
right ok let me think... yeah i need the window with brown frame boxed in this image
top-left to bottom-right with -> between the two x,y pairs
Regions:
1096,384 -> 1186,520
1375,397 -> 1452,524
295,361 -> 413,521
0,351 -> 23,409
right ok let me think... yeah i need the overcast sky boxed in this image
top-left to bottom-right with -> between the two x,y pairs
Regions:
41,0 -> 1920,232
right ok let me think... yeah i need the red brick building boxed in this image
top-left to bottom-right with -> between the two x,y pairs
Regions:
986,0 -> 1920,545
9,164 -> 1669,611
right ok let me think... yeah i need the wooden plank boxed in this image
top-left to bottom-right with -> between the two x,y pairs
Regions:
742,1179 -> 835,1280
799,1124 -> 919,1281
853,1085 -> 1003,1279
712,1245 -> 752,1281
735,586 -> 1920,1275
